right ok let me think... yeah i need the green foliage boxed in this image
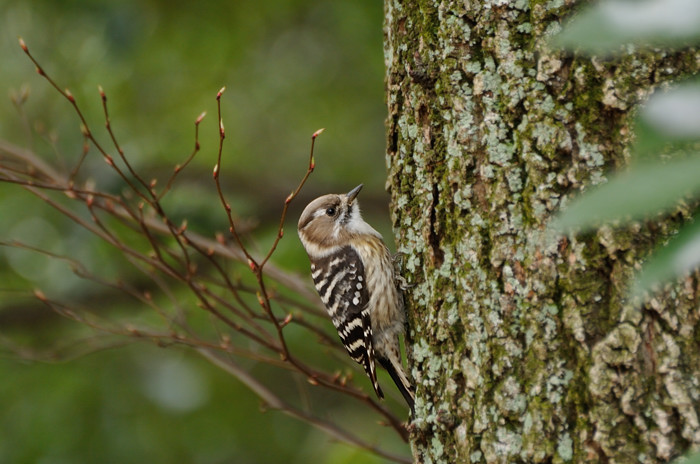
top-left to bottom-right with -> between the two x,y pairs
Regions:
0,0 -> 402,462
553,0 -> 700,55
0,346 -> 381,464
552,155 -> 700,231
551,0 -> 700,297
1,0 -> 390,231
674,451 -> 700,464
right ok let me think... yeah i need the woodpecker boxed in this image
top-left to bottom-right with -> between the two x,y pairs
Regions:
297,184 -> 414,409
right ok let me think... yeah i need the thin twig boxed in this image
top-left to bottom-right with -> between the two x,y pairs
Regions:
3,40 -> 413,452
199,348 -> 412,464
158,111 -> 206,200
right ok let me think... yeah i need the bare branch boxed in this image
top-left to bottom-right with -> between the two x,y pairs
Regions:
199,348 -> 412,464
1,39 -> 412,460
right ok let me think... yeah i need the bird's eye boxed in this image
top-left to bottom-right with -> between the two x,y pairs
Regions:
325,207 -> 336,217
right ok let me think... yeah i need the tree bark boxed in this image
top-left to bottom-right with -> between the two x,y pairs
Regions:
383,1 -> 700,462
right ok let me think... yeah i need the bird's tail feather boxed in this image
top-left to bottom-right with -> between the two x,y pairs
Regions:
379,357 -> 415,411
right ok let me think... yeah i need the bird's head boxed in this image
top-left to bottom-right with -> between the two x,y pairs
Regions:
297,184 -> 380,255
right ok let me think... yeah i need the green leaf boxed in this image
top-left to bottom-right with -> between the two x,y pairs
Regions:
642,83 -> 700,138
632,215 -> 700,296
632,81 -> 700,159
671,451 -> 700,464
551,155 -> 700,233
551,0 -> 700,55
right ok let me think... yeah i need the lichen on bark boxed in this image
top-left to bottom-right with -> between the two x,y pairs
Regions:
383,1 -> 700,463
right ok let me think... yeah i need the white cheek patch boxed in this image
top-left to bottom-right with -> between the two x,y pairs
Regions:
300,234 -> 341,258
346,204 -> 383,238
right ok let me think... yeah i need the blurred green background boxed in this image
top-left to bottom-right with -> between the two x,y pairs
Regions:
0,0 -> 405,462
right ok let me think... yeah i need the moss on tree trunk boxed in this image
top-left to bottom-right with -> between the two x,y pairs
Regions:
383,1 -> 700,462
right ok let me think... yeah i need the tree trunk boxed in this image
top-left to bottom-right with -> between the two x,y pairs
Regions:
383,1 -> 700,462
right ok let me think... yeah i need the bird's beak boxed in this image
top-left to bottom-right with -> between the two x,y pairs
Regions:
346,184 -> 363,204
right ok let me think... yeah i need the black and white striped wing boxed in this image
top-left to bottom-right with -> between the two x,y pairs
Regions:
309,246 -> 383,398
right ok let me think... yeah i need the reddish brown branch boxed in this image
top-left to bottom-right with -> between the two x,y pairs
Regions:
158,111 -> 206,200
3,40 -> 412,454
259,128 -> 322,269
